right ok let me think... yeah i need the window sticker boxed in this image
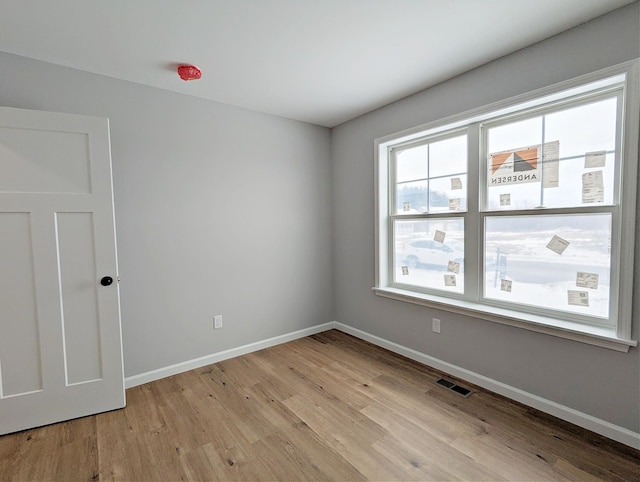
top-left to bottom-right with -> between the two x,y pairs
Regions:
449,198 -> 461,210
403,201 -> 410,212
447,260 -> 460,274
582,170 -> 603,187
546,235 -> 570,255
434,230 -> 446,243
567,290 -> 589,307
542,141 -> 560,188
576,272 -> 598,289
585,150 -> 607,168
401,266 -> 409,276
582,186 -> 604,204
582,170 -> 604,203
499,193 -> 511,206
450,177 -> 463,190
489,141 -> 558,187
444,274 -> 456,287
489,144 -> 540,186
500,279 -> 512,292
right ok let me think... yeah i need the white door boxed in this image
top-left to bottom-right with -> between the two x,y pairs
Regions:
0,106 -> 125,435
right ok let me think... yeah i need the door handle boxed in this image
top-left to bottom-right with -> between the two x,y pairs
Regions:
100,276 -> 113,286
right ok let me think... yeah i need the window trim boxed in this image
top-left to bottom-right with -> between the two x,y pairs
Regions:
374,60 -> 639,352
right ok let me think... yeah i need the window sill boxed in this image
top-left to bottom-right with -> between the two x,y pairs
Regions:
372,286 -> 637,352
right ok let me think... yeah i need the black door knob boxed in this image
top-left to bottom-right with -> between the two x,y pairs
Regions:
100,276 -> 113,286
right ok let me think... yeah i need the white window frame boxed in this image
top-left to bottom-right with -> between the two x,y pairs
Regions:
373,61 -> 639,352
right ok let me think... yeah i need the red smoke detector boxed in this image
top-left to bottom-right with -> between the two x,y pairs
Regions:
177,64 -> 202,81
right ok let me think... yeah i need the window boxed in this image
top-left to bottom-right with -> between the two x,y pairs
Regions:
393,133 -> 467,294
374,62 -> 639,351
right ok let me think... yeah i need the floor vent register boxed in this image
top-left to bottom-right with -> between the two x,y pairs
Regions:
436,377 -> 473,397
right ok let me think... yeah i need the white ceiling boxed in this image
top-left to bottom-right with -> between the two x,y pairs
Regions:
0,0 -> 635,127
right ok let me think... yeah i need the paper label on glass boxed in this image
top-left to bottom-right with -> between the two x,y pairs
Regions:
449,198 -> 461,210
434,230 -> 446,243
488,141 -> 558,187
489,144 -> 540,186
582,170 -> 603,188
582,171 -> 604,203
447,260 -> 460,274
444,274 -> 456,287
401,266 -> 409,276
585,150 -> 606,168
403,201 -> 410,212
582,186 -> 604,203
499,193 -> 511,206
546,235 -> 570,255
568,290 -> 589,307
542,141 -> 560,188
500,279 -> 512,292
450,177 -> 463,190
576,272 -> 598,289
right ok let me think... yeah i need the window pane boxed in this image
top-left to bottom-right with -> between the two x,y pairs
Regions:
396,144 -> 427,183
487,117 -> 542,153
429,135 -> 467,178
396,180 -> 428,213
394,218 -> 464,293
430,175 -> 467,212
484,214 -> 611,320
485,97 -> 618,210
545,97 -> 617,158
542,154 -> 615,207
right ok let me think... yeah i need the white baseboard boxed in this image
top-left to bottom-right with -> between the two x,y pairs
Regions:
124,322 -> 336,389
125,320 -> 639,450
333,322 -> 640,450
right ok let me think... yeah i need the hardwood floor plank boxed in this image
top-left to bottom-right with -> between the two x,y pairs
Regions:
552,457 -> 604,481
250,434 -> 347,481
282,394 -> 410,480
4,418 -> 98,482
362,402 -> 506,481
374,431 -> 509,481
370,434 -> 456,481
242,385 -> 367,480
1,329 -> 638,481
450,430 -> 570,481
427,384 -> 640,480
178,441 -> 233,481
98,383 -> 165,437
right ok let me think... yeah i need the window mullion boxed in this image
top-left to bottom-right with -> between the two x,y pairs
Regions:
387,147 -> 398,286
465,124 -> 481,301
426,144 -> 430,212
539,116 -> 546,207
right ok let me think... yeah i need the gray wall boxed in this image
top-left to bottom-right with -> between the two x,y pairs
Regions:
331,2 -> 640,432
0,51 -> 333,377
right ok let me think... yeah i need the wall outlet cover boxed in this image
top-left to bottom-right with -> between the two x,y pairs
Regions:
214,315 -> 223,329
432,318 -> 441,334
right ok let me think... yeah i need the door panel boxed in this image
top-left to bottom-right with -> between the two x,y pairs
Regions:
0,126 -> 91,194
0,212 -> 42,398
56,212 -> 103,385
0,106 -> 124,435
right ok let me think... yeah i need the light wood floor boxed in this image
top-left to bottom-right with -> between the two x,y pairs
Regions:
1,330 -> 639,481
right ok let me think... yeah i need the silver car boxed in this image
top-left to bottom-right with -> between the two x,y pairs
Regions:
400,238 -> 465,269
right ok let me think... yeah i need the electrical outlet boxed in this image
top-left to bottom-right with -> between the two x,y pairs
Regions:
214,315 -> 223,329
432,318 -> 441,334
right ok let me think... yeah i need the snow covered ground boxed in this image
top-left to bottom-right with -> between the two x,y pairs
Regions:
394,226 -> 610,319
